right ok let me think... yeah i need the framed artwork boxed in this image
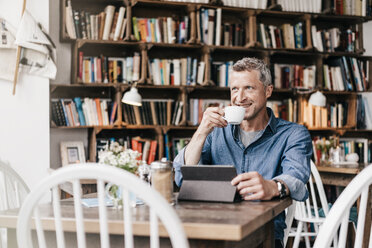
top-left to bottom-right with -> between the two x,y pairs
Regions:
60,141 -> 86,166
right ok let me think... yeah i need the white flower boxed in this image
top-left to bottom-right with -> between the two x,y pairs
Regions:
98,141 -> 141,173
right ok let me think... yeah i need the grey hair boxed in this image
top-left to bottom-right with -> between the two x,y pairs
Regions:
232,57 -> 272,87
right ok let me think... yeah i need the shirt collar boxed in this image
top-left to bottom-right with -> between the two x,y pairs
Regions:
232,107 -> 278,138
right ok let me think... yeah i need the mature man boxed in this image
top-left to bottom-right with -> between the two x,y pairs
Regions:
173,57 -> 312,248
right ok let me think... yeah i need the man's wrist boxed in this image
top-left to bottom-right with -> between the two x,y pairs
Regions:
272,179 -> 288,199
269,180 -> 280,198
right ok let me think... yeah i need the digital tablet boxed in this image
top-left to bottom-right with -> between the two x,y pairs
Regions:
178,165 -> 241,203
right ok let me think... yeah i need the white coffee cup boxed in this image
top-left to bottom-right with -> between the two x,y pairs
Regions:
223,106 -> 245,124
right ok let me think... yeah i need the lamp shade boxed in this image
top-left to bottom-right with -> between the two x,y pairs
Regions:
121,87 -> 142,106
309,91 -> 326,107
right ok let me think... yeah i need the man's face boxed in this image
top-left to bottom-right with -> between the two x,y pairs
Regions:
229,70 -> 273,121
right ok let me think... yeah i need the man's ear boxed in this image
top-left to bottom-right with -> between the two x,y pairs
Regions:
265,85 -> 273,98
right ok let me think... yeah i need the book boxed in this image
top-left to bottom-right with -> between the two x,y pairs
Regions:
65,0 -> 76,39
109,101 -> 118,125
102,5 -> 115,40
109,11 -> 119,40
147,140 -> 158,164
73,97 -> 86,126
73,10 -> 82,39
132,52 -> 140,81
114,7 -> 126,41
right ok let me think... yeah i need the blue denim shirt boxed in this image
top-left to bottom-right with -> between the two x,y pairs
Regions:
173,108 -> 312,240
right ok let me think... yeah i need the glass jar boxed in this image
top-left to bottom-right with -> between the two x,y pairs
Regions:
150,158 -> 174,204
138,160 -> 151,183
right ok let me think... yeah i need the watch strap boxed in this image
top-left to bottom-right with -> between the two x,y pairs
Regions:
273,179 -> 287,199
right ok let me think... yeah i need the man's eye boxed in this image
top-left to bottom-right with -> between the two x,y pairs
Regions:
231,87 -> 238,91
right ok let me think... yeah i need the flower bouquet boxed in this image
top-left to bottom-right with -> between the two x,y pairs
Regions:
98,141 -> 141,207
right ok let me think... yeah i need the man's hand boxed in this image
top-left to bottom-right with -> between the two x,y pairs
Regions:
197,107 -> 227,136
231,172 -> 279,200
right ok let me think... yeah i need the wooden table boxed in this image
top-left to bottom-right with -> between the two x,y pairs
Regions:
0,197 -> 291,248
317,164 -> 371,248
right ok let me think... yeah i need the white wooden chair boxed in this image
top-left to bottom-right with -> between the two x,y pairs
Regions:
313,164 -> 372,248
16,163 -> 189,248
0,159 -> 30,248
289,160 -> 335,248
283,201 -> 295,247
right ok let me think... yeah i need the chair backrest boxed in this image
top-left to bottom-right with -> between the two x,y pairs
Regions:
314,164 -> 372,248
0,159 -> 30,211
294,160 -> 329,222
16,163 -> 189,248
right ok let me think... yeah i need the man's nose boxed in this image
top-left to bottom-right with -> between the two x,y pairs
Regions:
236,89 -> 245,102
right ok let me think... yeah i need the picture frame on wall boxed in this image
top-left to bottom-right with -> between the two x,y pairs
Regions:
60,141 -> 86,166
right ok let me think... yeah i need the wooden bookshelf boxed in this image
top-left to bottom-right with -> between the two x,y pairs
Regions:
56,0 -> 372,163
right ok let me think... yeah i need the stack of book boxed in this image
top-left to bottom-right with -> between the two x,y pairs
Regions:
65,1 -> 127,40
311,26 -> 360,53
211,61 -> 234,87
132,16 -> 189,44
188,99 -> 230,125
300,99 -> 349,128
323,57 -> 369,92
257,22 -> 304,49
273,64 -> 316,89
78,52 -> 141,83
267,99 -> 297,122
196,8 -> 245,46
223,0 -> 268,8
277,0 -> 322,13
123,99 -> 184,126
149,57 -> 205,86
51,97 -> 117,127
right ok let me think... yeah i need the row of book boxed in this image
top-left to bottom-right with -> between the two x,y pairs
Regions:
123,100 -> 184,126
273,64 -> 316,89
257,23 -> 305,49
132,16 -> 190,44
301,99 -> 349,128
162,0 -> 209,3
311,26 -> 360,53
66,2 -> 127,40
323,57 -> 369,92
211,61 -> 233,87
78,52 -> 141,83
268,99 -> 297,123
163,0 -> 267,8
96,137 -> 158,165
197,8 -> 245,46
330,0 -> 372,16
188,99 -> 230,126
51,98 -> 117,127
277,0 -> 322,13
149,58 -> 205,86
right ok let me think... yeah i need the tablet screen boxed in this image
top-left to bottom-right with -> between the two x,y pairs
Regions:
181,165 -> 237,181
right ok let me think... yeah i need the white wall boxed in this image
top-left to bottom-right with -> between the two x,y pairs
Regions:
0,0 -> 49,189
49,0 -> 88,169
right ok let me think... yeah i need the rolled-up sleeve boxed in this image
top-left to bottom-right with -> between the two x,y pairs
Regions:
173,147 -> 186,187
274,125 -> 312,201
173,134 -> 213,187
